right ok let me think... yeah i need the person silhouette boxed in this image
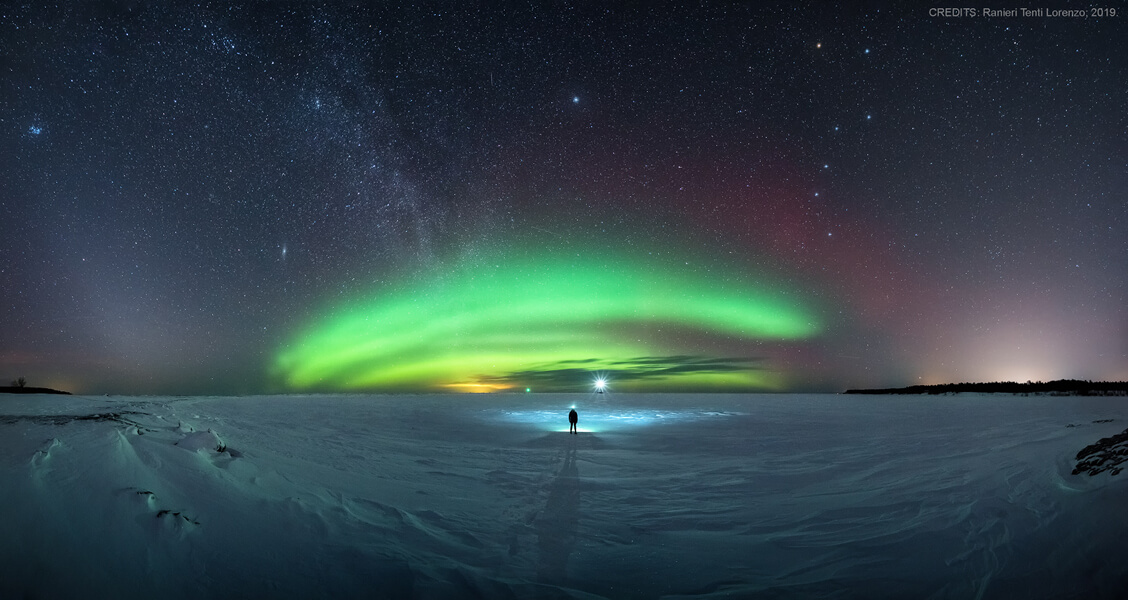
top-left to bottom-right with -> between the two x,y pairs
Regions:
568,409 -> 578,434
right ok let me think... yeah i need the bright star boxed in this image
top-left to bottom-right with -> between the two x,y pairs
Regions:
28,125 -> 42,135
572,96 -> 579,104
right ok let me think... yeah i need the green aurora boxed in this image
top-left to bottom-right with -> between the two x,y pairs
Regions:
273,246 -> 821,392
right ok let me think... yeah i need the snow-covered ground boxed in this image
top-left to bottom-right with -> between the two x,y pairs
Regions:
1,393 -> 1126,598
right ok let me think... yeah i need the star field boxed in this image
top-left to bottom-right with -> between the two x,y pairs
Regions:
1,4 -> 1124,394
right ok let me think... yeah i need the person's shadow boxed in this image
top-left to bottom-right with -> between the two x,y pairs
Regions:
535,436 -> 580,586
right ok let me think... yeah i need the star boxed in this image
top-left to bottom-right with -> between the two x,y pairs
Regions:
572,96 -> 580,104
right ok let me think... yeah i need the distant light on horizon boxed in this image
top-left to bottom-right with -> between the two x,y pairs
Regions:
903,308 -> 1128,387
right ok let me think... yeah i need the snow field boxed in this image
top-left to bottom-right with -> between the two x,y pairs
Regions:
0,393 -> 1126,598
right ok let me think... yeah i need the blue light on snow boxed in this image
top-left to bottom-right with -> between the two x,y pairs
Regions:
493,408 -> 741,433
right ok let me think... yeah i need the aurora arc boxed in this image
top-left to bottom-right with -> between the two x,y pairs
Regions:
274,249 -> 821,392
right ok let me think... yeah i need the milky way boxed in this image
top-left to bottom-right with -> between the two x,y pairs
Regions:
2,4 -> 1124,393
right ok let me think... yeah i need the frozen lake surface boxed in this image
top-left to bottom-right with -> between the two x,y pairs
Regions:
1,393 -> 1126,598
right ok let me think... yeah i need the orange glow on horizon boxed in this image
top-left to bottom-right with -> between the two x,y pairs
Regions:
442,382 -> 515,392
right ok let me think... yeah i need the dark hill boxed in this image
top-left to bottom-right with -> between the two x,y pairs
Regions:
0,386 -> 71,395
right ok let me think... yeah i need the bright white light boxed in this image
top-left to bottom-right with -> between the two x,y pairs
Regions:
595,379 -> 606,390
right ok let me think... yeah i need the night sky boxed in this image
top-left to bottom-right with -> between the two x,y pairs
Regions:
3,4 -> 1125,395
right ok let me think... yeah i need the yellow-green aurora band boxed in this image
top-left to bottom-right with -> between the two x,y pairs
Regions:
273,248 -> 820,392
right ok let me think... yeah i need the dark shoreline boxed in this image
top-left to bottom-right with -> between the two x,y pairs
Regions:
0,386 -> 71,395
845,379 -> 1128,396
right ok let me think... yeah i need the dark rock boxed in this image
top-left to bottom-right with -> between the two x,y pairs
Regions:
1073,427 -> 1128,477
